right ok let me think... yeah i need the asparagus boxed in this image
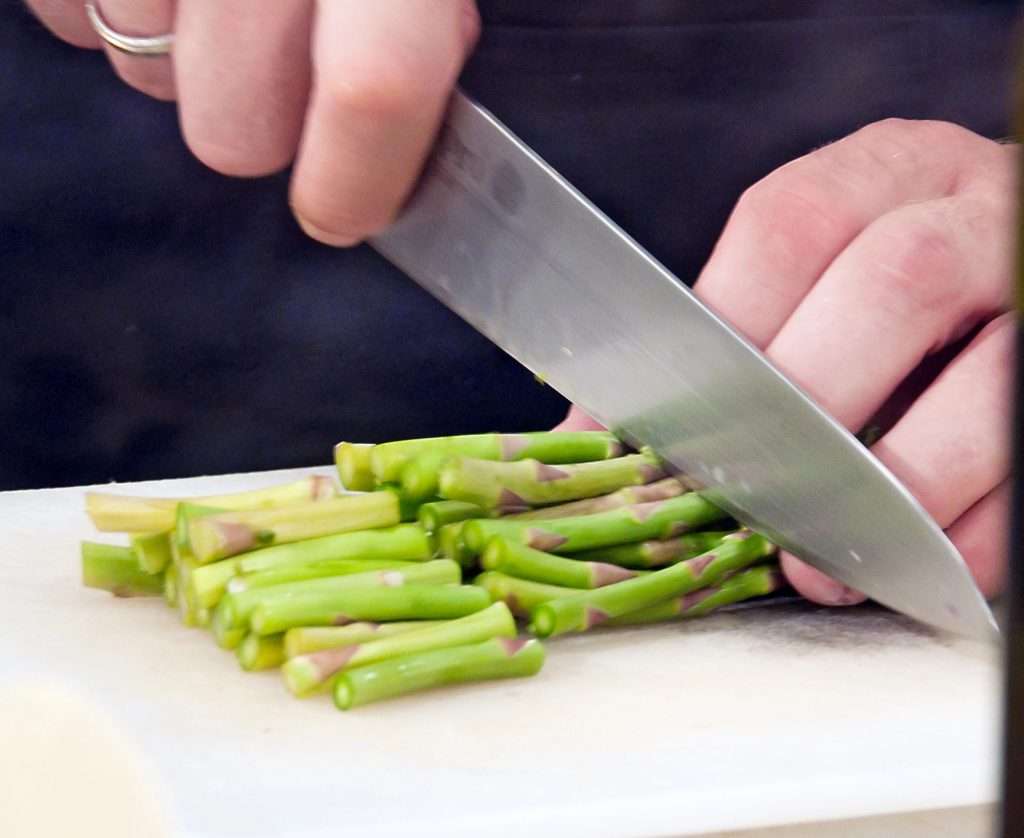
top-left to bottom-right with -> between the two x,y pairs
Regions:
236,633 -> 286,671
283,602 -> 516,696
569,531 -> 731,569
438,452 -> 664,511
189,524 -> 431,609
417,500 -> 488,534
174,501 -> 224,550
334,442 -> 376,491
436,522 -> 477,569
607,566 -> 785,625
481,538 -> 642,589
85,475 -> 337,532
130,531 -> 172,574
187,491 -> 401,564
81,542 -> 164,597
226,559 -> 419,593
461,493 -> 727,555
251,584 -> 492,636
284,621 -> 446,658
505,477 -> 685,521
473,571 -> 578,617
162,562 -> 178,607
333,637 -> 546,711
217,560 -> 461,634
529,531 -> 776,637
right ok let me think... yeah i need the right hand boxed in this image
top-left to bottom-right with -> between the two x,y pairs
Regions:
27,0 -> 480,245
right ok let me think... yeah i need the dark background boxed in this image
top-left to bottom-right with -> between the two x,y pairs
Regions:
1,0 -> 1020,490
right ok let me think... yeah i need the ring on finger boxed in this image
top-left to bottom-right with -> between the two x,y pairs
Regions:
84,2 -> 174,55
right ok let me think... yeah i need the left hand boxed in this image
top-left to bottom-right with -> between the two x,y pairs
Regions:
559,118 -> 1016,605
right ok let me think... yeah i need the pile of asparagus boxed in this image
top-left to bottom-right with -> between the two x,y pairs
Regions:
80,431 -> 783,710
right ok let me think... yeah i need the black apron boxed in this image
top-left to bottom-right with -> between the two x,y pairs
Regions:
0,1 -> 1019,489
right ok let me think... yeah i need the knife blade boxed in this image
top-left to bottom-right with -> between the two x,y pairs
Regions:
370,91 -> 997,641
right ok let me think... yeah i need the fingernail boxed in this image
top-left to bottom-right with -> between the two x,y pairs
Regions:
295,215 -> 360,248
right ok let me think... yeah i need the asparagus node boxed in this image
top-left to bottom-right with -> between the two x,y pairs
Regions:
481,538 -> 642,589
284,621 -> 445,658
251,584 -> 491,636
187,491 -> 401,564
237,633 -> 286,671
162,561 -> 178,607
418,501 -> 488,535
462,493 -> 727,555
283,602 -> 516,696
189,524 -> 431,610
529,531 -> 776,638
333,636 -> 545,711
438,452 -> 664,511
334,442 -> 376,492
227,559 -> 419,594
568,531 -> 732,569
607,566 -> 785,625
473,571 -> 579,617
81,542 -> 164,597
218,560 -> 461,633
130,531 -> 173,575
505,477 -> 685,521
84,475 -> 337,533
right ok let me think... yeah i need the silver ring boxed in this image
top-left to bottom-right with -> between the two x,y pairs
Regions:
84,3 -> 174,56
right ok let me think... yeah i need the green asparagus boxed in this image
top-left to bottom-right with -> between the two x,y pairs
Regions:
236,633 -> 287,671
130,531 -> 172,575
81,542 -> 164,597
334,442 -> 376,491
569,531 -> 731,569
284,621 -> 446,658
417,500 -> 488,534
505,477 -> 685,520
473,571 -> 578,617
226,559 -> 419,593
481,538 -> 641,589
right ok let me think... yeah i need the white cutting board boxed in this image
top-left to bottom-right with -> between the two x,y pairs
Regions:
0,467 -> 1002,838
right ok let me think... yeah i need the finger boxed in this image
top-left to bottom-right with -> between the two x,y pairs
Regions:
553,406 -> 605,432
92,0 -> 176,101
694,120 -> 1005,348
290,0 -> 480,246
947,481 -> 1010,599
174,0 -> 312,176
25,0 -> 101,48
780,552 -> 866,606
871,312 -> 1013,528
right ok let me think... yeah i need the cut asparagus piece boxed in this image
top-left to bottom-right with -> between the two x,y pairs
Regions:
529,531 -> 776,637
334,442 -> 376,491
217,560 -> 461,633
187,491 -> 401,564
481,538 -> 642,589
130,531 -> 172,575
85,475 -> 337,532
227,559 -> 419,593
81,542 -> 164,597
436,522 -> 477,569
505,477 -> 685,521
189,524 -> 431,609
237,633 -> 286,671
333,636 -> 545,711
284,622 -> 445,658
569,531 -> 732,569
417,500 -> 488,534
251,584 -> 491,636
211,601 -> 247,650
162,561 -> 178,607
462,493 -> 727,555
283,602 -> 516,696
607,566 -> 785,625
174,502 -> 225,550
473,571 -> 577,617
171,540 -> 203,627
438,452 -> 664,511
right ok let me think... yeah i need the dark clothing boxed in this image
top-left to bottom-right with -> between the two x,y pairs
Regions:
1,1 -> 1020,489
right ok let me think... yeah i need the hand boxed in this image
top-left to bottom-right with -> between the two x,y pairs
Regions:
27,0 -> 479,245
560,119 -> 1016,605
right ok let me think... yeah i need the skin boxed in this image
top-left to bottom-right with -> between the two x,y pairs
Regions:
31,5 -> 1015,603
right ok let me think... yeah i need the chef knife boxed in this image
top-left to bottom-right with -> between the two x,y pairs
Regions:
370,91 -> 997,641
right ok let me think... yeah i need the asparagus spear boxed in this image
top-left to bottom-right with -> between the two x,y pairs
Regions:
333,636 -> 546,711
211,602 -> 247,650
283,602 -> 516,696
251,584 -> 491,636
462,493 -> 727,555
568,531 -> 731,569
236,633 -> 286,671
189,524 -> 431,609
130,531 -> 172,574
81,542 -> 164,597
284,622 -> 446,658
438,452 -> 664,511
85,475 -> 337,532
436,522 -> 477,569
607,566 -> 785,625
473,571 -> 577,617
417,500 -> 488,534
187,491 -> 401,564
162,561 -> 178,607
334,442 -> 376,491
505,477 -> 685,521
481,538 -> 641,589
217,560 -> 461,634
529,531 -> 776,637
226,559 -> 419,593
